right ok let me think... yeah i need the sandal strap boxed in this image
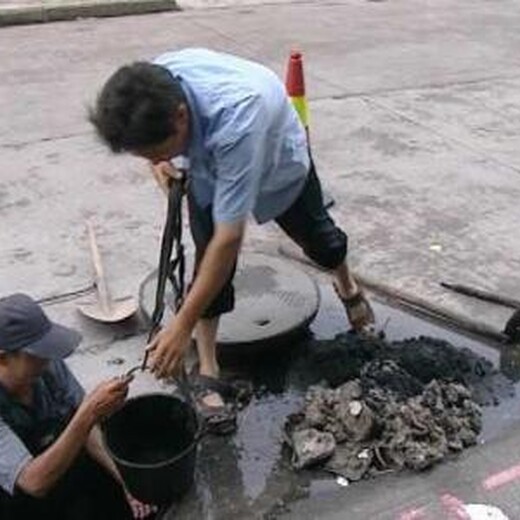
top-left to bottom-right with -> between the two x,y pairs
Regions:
192,374 -> 239,400
198,403 -> 237,435
340,290 -> 365,307
334,285 -> 375,331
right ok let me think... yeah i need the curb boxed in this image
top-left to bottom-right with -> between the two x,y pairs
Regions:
0,0 -> 179,27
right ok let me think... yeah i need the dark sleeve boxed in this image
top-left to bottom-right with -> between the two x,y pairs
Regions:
50,361 -> 85,409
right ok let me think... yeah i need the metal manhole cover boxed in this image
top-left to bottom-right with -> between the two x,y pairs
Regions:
139,253 -> 320,348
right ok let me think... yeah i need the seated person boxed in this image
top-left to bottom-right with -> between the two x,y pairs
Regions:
0,293 -> 156,519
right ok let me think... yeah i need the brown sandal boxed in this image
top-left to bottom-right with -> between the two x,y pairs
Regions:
334,284 -> 375,333
192,375 -> 238,435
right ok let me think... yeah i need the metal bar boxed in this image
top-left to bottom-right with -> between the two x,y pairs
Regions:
440,282 -> 520,309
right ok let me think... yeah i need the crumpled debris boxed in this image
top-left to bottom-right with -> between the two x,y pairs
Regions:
285,335 -> 491,478
287,378 -> 481,475
326,444 -> 373,481
299,382 -> 375,443
289,428 -> 336,469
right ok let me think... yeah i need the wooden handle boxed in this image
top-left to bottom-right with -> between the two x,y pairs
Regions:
86,221 -> 111,313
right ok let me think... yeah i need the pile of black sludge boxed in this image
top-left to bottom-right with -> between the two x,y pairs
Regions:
285,334 -> 513,480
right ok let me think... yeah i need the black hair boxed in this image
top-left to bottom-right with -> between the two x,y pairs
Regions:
89,62 -> 186,153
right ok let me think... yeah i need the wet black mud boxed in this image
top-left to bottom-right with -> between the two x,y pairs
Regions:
308,333 -> 513,406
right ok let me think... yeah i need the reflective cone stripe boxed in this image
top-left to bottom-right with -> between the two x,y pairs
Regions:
291,95 -> 309,130
286,51 -> 310,134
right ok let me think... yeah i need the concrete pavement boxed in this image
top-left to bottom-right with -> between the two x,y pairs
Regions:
2,0 -> 520,342
2,0 -> 520,517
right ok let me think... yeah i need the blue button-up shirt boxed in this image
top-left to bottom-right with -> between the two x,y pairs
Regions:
154,48 -> 310,224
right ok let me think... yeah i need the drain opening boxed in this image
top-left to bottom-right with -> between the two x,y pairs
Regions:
255,319 -> 271,327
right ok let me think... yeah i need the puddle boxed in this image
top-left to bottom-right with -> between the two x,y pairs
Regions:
165,285 -> 520,520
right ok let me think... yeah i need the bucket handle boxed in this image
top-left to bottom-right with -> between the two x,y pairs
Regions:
124,362 -> 197,414
123,362 -> 206,441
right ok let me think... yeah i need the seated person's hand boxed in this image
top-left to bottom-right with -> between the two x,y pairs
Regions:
79,376 -> 132,422
125,490 -> 158,519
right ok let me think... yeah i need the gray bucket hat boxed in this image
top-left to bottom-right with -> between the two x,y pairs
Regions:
0,293 -> 81,360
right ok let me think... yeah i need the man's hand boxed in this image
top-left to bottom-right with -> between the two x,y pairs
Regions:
146,221 -> 244,379
146,318 -> 192,378
150,161 -> 183,194
78,376 -> 132,423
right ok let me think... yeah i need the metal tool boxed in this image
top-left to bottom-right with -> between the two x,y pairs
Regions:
440,282 -> 520,309
77,221 -> 137,323
140,174 -> 187,370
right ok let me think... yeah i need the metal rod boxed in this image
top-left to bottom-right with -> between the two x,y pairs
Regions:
440,282 -> 520,309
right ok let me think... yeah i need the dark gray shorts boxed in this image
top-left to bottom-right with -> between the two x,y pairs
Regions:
188,162 -> 348,318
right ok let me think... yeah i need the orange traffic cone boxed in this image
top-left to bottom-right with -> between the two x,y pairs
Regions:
285,51 -> 310,138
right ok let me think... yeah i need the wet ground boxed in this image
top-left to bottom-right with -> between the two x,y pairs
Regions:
161,286 -> 520,520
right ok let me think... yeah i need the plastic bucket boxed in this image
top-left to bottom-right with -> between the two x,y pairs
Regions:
102,393 -> 201,505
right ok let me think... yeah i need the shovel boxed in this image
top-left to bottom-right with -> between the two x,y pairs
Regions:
77,221 -> 138,323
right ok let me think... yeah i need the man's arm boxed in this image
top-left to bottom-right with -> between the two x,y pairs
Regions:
85,426 -> 158,518
85,425 -> 123,484
149,220 -> 244,377
179,220 -> 245,330
17,407 -> 95,497
16,377 -> 129,498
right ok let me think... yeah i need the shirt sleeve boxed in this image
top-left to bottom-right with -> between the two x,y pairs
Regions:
211,95 -> 269,224
59,362 -> 85,408
0,416 -> 32,495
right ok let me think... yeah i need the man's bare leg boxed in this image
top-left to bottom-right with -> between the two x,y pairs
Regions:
195,317 -> 225,407
332,262 -> 359,299
332,261 -> 375,331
